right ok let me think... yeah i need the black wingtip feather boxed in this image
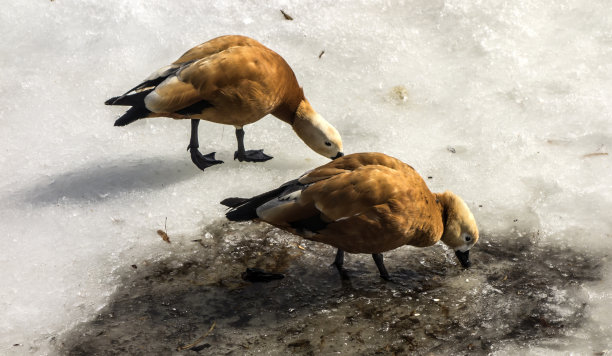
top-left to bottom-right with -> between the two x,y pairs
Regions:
221,197 -> 250,208
107,76 -> 167,106
106,89 -> 152,107
222,179 -> 305,222
105,96 -> 119,105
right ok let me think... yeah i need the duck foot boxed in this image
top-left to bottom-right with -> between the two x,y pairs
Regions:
241,268 -> 284,282
372,253 -> 391,280
187,119 -> 223,171
234,128 -> 273,162
234,149 -> 273,162
188,148 -> 223,171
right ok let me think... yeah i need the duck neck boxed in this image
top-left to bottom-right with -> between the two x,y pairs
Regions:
294,100 -> 318,122
271,87 -> 305,125
434,192 -> 452,234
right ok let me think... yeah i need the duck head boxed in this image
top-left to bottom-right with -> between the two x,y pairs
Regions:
292,101 -> 343,160
438,191 -> 479,268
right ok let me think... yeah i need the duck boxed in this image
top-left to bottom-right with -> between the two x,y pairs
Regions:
105,35 -> 343,171
221,152 -> 479,280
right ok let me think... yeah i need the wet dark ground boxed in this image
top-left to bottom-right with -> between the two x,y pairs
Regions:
58,221 -> 605,355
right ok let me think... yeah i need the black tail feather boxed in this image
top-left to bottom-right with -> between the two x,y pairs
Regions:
107,87 -> 153,126
114,105 -> 151,126
104,96 -> 120,105
225,205 -> 260,221
223,179 -> 303,222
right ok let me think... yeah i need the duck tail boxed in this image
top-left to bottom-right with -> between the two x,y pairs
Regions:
105,70 -> 174,126
105,89 -> 152,106
105,74 -> 168,106
112,105 -> 151,126
224,201 -> 259,221
220,197 -> 250,208
106,87 -> 154,126
222,179 -> 303,222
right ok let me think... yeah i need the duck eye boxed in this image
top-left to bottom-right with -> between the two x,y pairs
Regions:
464,235 -> 472,242
325,141 -> 332,147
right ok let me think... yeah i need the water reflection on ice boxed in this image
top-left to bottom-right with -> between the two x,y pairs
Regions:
59,221 -> 604,355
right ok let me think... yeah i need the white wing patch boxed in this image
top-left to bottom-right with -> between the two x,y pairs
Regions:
255,190 -> 301,220
335,213 -> 361,222
144,91 -> 162,112
279,190 -> 301,201
302,230 -> 317,238
144,76 -> 180,112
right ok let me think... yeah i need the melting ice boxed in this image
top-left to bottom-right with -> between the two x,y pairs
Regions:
1,0 -> 611,354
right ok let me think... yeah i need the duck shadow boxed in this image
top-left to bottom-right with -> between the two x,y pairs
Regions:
19,157 -> 199,205
18,155 -> 321,206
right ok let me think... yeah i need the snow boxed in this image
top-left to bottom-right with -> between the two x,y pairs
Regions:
1,0 -> 611,354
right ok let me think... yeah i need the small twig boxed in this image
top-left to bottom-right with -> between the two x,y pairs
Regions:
280,9 -> 293,20
318,50 -> 325,59
177,321 -> 217,351
583,152 -> 608,158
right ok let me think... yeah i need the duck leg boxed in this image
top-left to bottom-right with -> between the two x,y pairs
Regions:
187,119 -> 223,170
333,249 -> 344,268
234,127 -> 273,162
332,249 -> 349,279
372,253 -> 391,280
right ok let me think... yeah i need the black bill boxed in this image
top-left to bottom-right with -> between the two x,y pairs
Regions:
455,250 -> 471,268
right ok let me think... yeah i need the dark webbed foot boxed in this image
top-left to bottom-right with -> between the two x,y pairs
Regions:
188,147 -> 223,171
234,149 -> 273,162
187,119 -> 223,171
372,253 -> 391,280
234,128 -> 273,163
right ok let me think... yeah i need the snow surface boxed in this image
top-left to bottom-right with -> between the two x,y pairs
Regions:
1,0 -> 611,354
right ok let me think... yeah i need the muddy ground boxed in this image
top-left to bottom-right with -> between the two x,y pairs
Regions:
57,221 -> 605,355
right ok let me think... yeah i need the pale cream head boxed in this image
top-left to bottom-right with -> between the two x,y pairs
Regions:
292,101 -> 343,159
439,191 -> 479,267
